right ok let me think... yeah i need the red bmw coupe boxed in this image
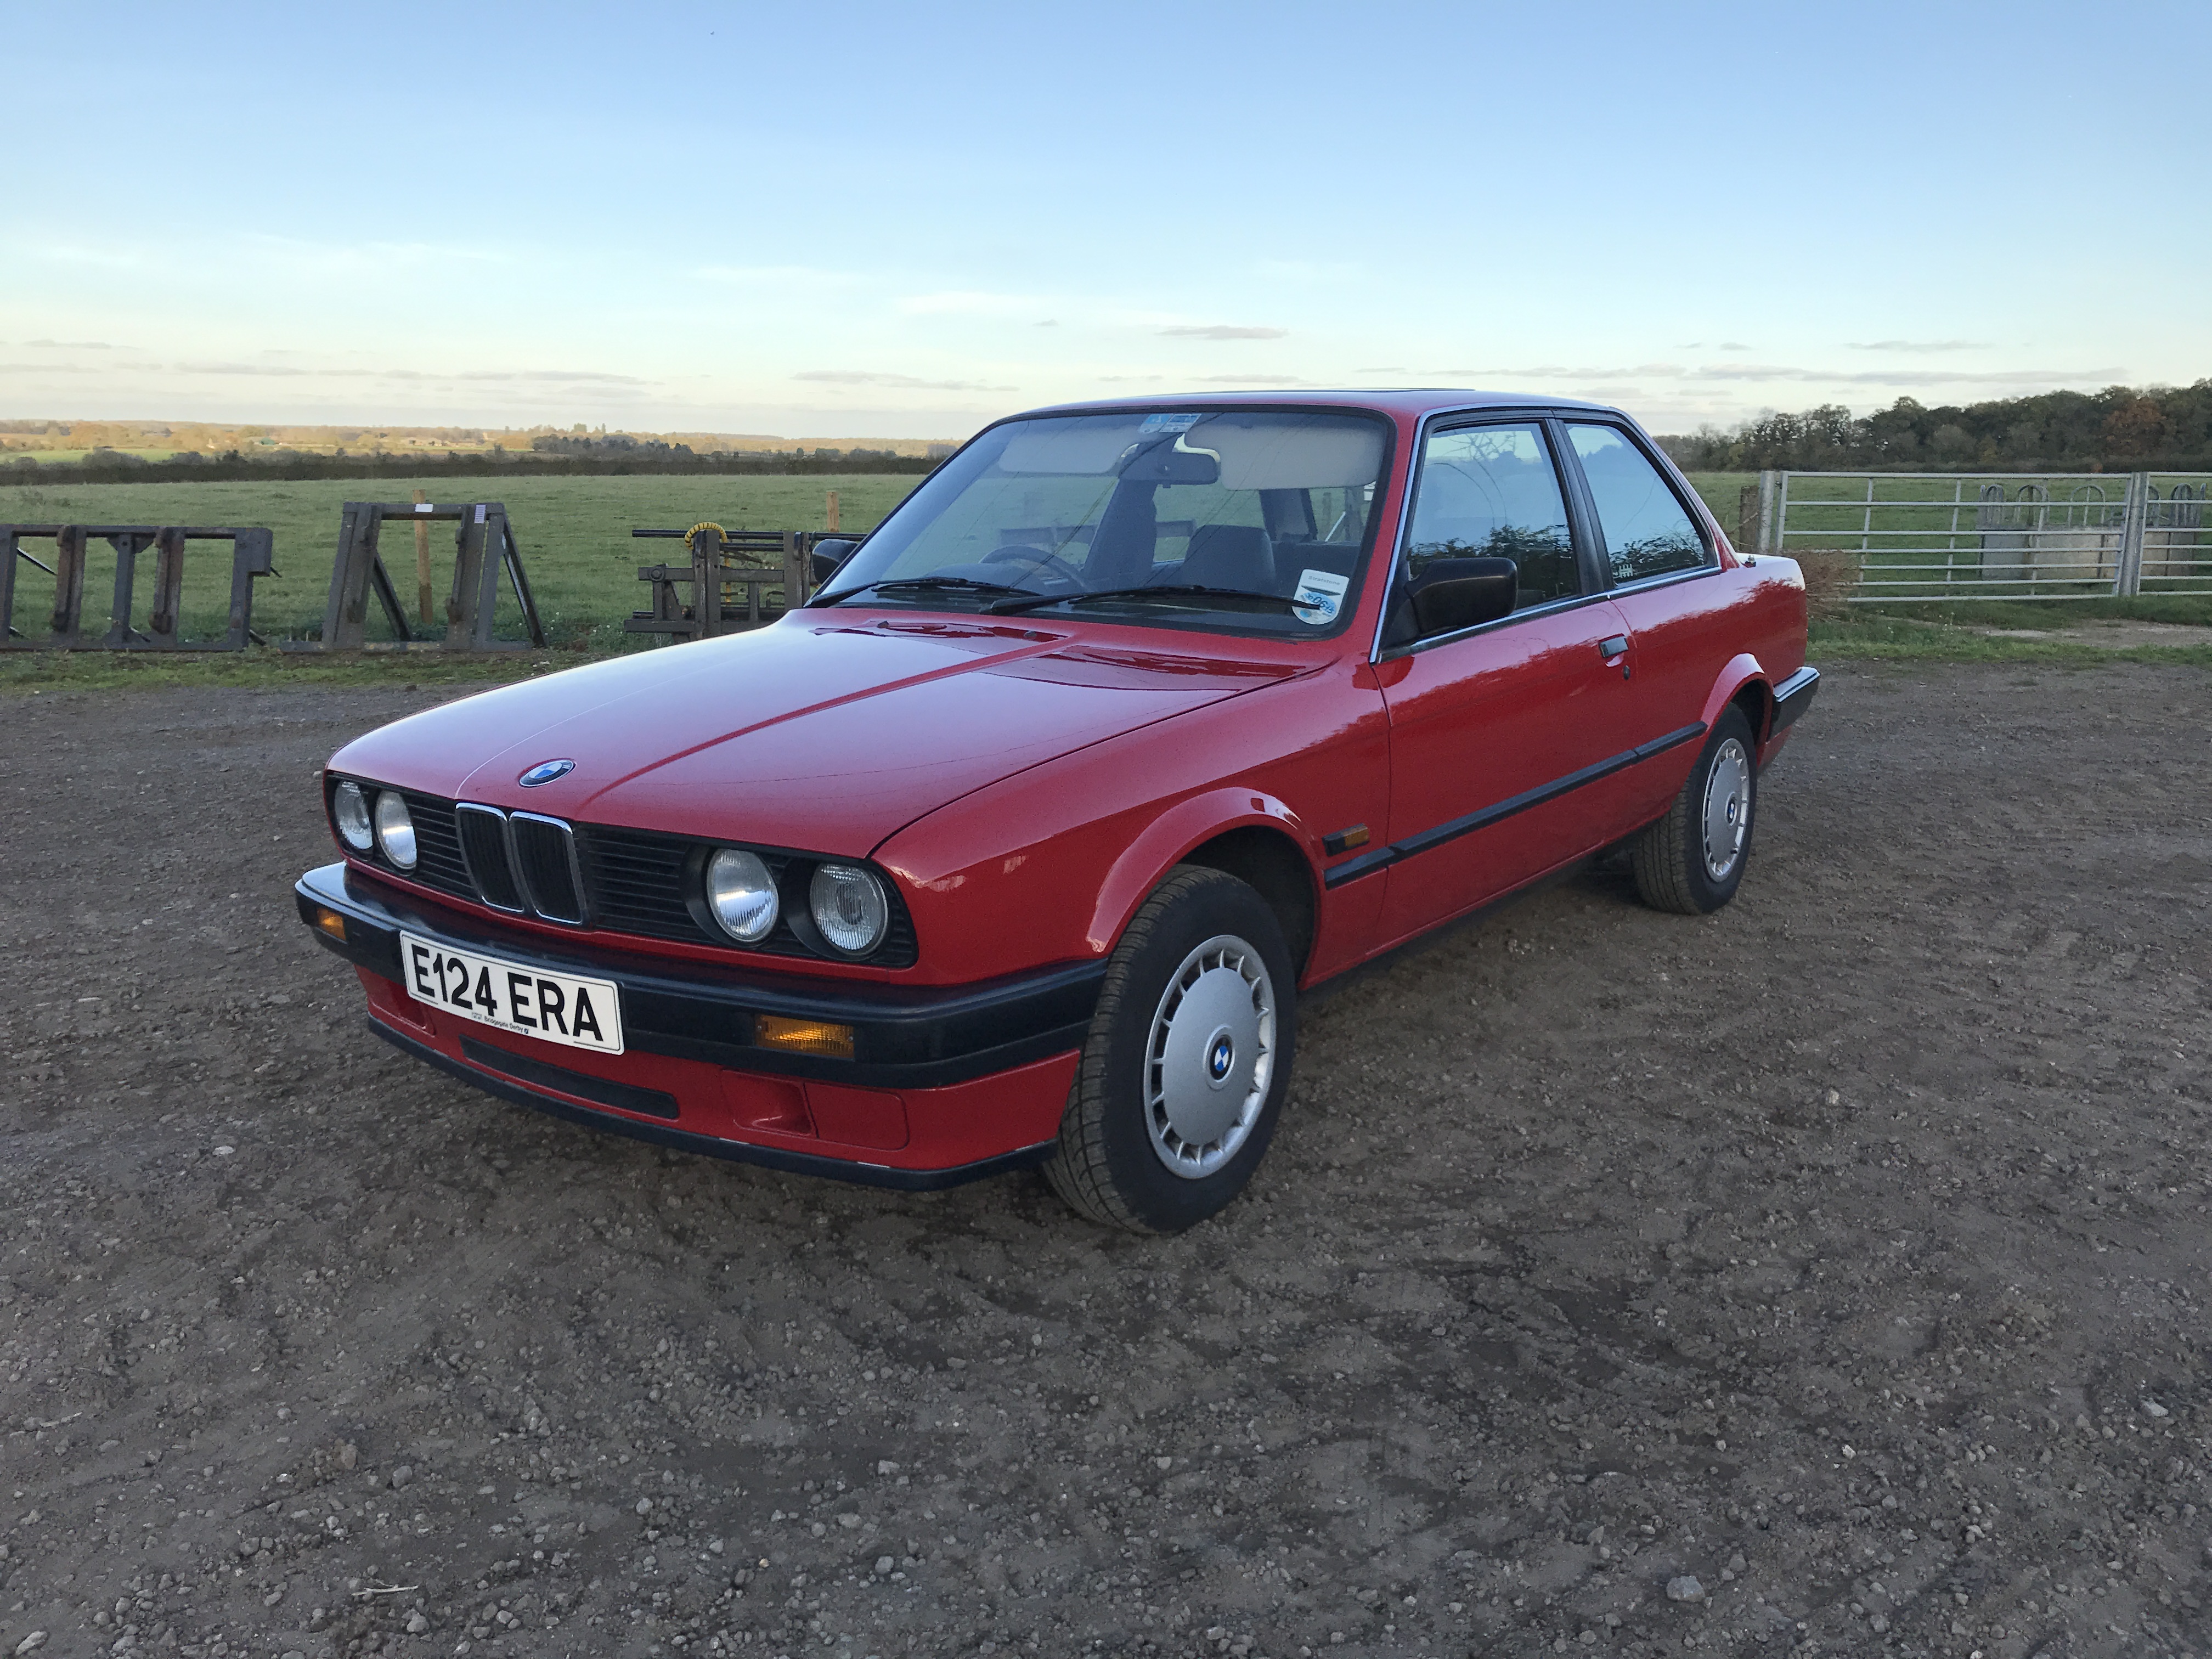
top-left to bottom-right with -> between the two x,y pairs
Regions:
297,391 -> 1816,1232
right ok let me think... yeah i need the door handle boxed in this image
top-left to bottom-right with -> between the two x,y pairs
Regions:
1598,634 -> 1628,658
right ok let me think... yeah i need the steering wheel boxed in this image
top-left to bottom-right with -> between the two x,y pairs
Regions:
983,544 -> 1085,588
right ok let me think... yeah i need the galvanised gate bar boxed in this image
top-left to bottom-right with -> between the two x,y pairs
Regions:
1748,471 -> 2211,600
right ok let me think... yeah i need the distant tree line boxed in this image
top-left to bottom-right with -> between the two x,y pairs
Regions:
1657,381 -> 2212,473
0,446 -> 941,488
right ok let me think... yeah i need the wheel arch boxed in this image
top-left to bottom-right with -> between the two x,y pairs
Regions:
1177,825 -> 1318,979
1701,652 -> 1775,745
1083,789 -> 1323,979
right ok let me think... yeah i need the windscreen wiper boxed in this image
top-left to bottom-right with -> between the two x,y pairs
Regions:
817,575 -> 1037,606
987,583 -> 1303,616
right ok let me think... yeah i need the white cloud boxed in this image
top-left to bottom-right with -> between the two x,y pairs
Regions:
794,369 -> 1017,392
894,291 -> 1049,318
1435,361 -> 2126,388
1845,340 -> 1990,353
1160,325 -> 1287,341
691,264 -> 867,288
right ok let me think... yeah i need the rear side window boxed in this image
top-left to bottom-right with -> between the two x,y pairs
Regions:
1567,424 -> 1710,584
1402,422 -> 1581,610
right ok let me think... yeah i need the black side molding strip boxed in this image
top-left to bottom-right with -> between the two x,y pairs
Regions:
372,1019 -> 1056,1192
1323,721 -> 1708,890
1770,665 -> 1819,735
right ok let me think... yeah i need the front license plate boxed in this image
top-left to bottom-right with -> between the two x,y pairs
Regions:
399,932 -> 625,1055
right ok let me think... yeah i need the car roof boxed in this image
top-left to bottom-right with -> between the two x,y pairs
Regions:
1009,387 -> 1627,422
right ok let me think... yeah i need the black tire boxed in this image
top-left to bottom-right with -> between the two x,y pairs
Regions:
1632,706 -> 1759,915
1043,866 -> 1296,1234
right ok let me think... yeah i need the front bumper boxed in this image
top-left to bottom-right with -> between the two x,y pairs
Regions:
296,862 -> 1097,1186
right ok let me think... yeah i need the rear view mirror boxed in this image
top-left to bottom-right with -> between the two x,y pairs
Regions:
1115,441 -> 1220,486
1408,556 -> 1517,637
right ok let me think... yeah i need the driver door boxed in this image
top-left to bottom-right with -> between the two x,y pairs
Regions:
1375,418 -> 1643,944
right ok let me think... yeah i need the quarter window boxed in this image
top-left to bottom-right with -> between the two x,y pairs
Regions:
1401,422 -> 1580,613
1566,425 -> 1709,583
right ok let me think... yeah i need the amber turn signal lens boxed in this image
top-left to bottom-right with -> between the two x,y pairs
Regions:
754,1015 -> 855,1059
312,906 -> 347,943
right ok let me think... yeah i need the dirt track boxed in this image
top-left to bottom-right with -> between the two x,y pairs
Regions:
3,661 -> 2209,1659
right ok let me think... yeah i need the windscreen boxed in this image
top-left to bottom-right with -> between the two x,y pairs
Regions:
816,409 -> 1391,636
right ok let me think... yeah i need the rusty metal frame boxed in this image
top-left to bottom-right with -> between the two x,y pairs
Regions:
624,527 -> 837,643
302,500 -> 546,651
1,523 -> 277,650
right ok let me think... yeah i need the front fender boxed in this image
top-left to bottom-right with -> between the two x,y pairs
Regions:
1081,787 -> 1317,955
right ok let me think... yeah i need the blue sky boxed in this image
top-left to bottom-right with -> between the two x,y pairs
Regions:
5,0 -> 2206,439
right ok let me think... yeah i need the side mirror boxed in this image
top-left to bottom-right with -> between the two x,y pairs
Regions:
811,539 -> 859,584
1408,556 -> 1517,637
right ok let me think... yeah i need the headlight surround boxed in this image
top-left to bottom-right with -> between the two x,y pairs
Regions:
704,847 -> 780,943
332,780 -> 374,851
373,790 -> 417,870
809,862 -> 889,957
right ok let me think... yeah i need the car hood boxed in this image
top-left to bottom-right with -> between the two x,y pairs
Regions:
329,616 -> 1302,855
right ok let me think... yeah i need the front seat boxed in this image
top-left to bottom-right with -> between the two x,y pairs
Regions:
1178,524 -> 1276,592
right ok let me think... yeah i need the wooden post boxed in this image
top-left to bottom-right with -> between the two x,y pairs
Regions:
826,490 -> 839,533
51,525 -> 89,645
413,489 -> 433,627
148,527 -> 188,646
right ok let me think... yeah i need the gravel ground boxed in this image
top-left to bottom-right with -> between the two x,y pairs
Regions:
2,661 -> 2209,1659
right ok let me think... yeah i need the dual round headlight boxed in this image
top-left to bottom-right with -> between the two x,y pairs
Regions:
809,863 -> 889,956
702,849 -> 889,957
333,781 -> 374,850
333,781 -> 417,871
705,848 -> 780,943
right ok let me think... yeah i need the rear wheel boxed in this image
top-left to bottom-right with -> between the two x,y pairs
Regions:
1044,866 -> 1295,1234
1632,706 -> 1758,915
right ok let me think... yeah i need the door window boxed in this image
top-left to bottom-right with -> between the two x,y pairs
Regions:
1566,425 -> 1710,583
1400,422 -> 1581,620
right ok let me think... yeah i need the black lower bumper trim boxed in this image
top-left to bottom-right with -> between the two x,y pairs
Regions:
458,1034 -> 679,1120
372,1019 -> 1056,1192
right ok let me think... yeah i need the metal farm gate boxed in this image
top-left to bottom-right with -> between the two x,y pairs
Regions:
1750,471 -> 2212,600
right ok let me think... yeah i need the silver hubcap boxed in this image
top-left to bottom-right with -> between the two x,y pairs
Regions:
1144,934 -> 1275,1180
1701,737 -> 1752,881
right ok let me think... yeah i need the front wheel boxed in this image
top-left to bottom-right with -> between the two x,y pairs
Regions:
1043,866 -> 1295,1234
1632,706 -> 1758,915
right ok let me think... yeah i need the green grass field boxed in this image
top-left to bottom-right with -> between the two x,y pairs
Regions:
5,468 -> 2206,694
0,473 -> 922,651
4,470 -> 1761,650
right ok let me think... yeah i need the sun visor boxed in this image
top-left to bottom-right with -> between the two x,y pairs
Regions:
996,420 -> 1145,475
1205,421 -> 1385,490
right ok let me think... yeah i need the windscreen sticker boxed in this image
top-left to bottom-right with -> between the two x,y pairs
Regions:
1138,413 -> 1204,435
1292,568 -> 1350,625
